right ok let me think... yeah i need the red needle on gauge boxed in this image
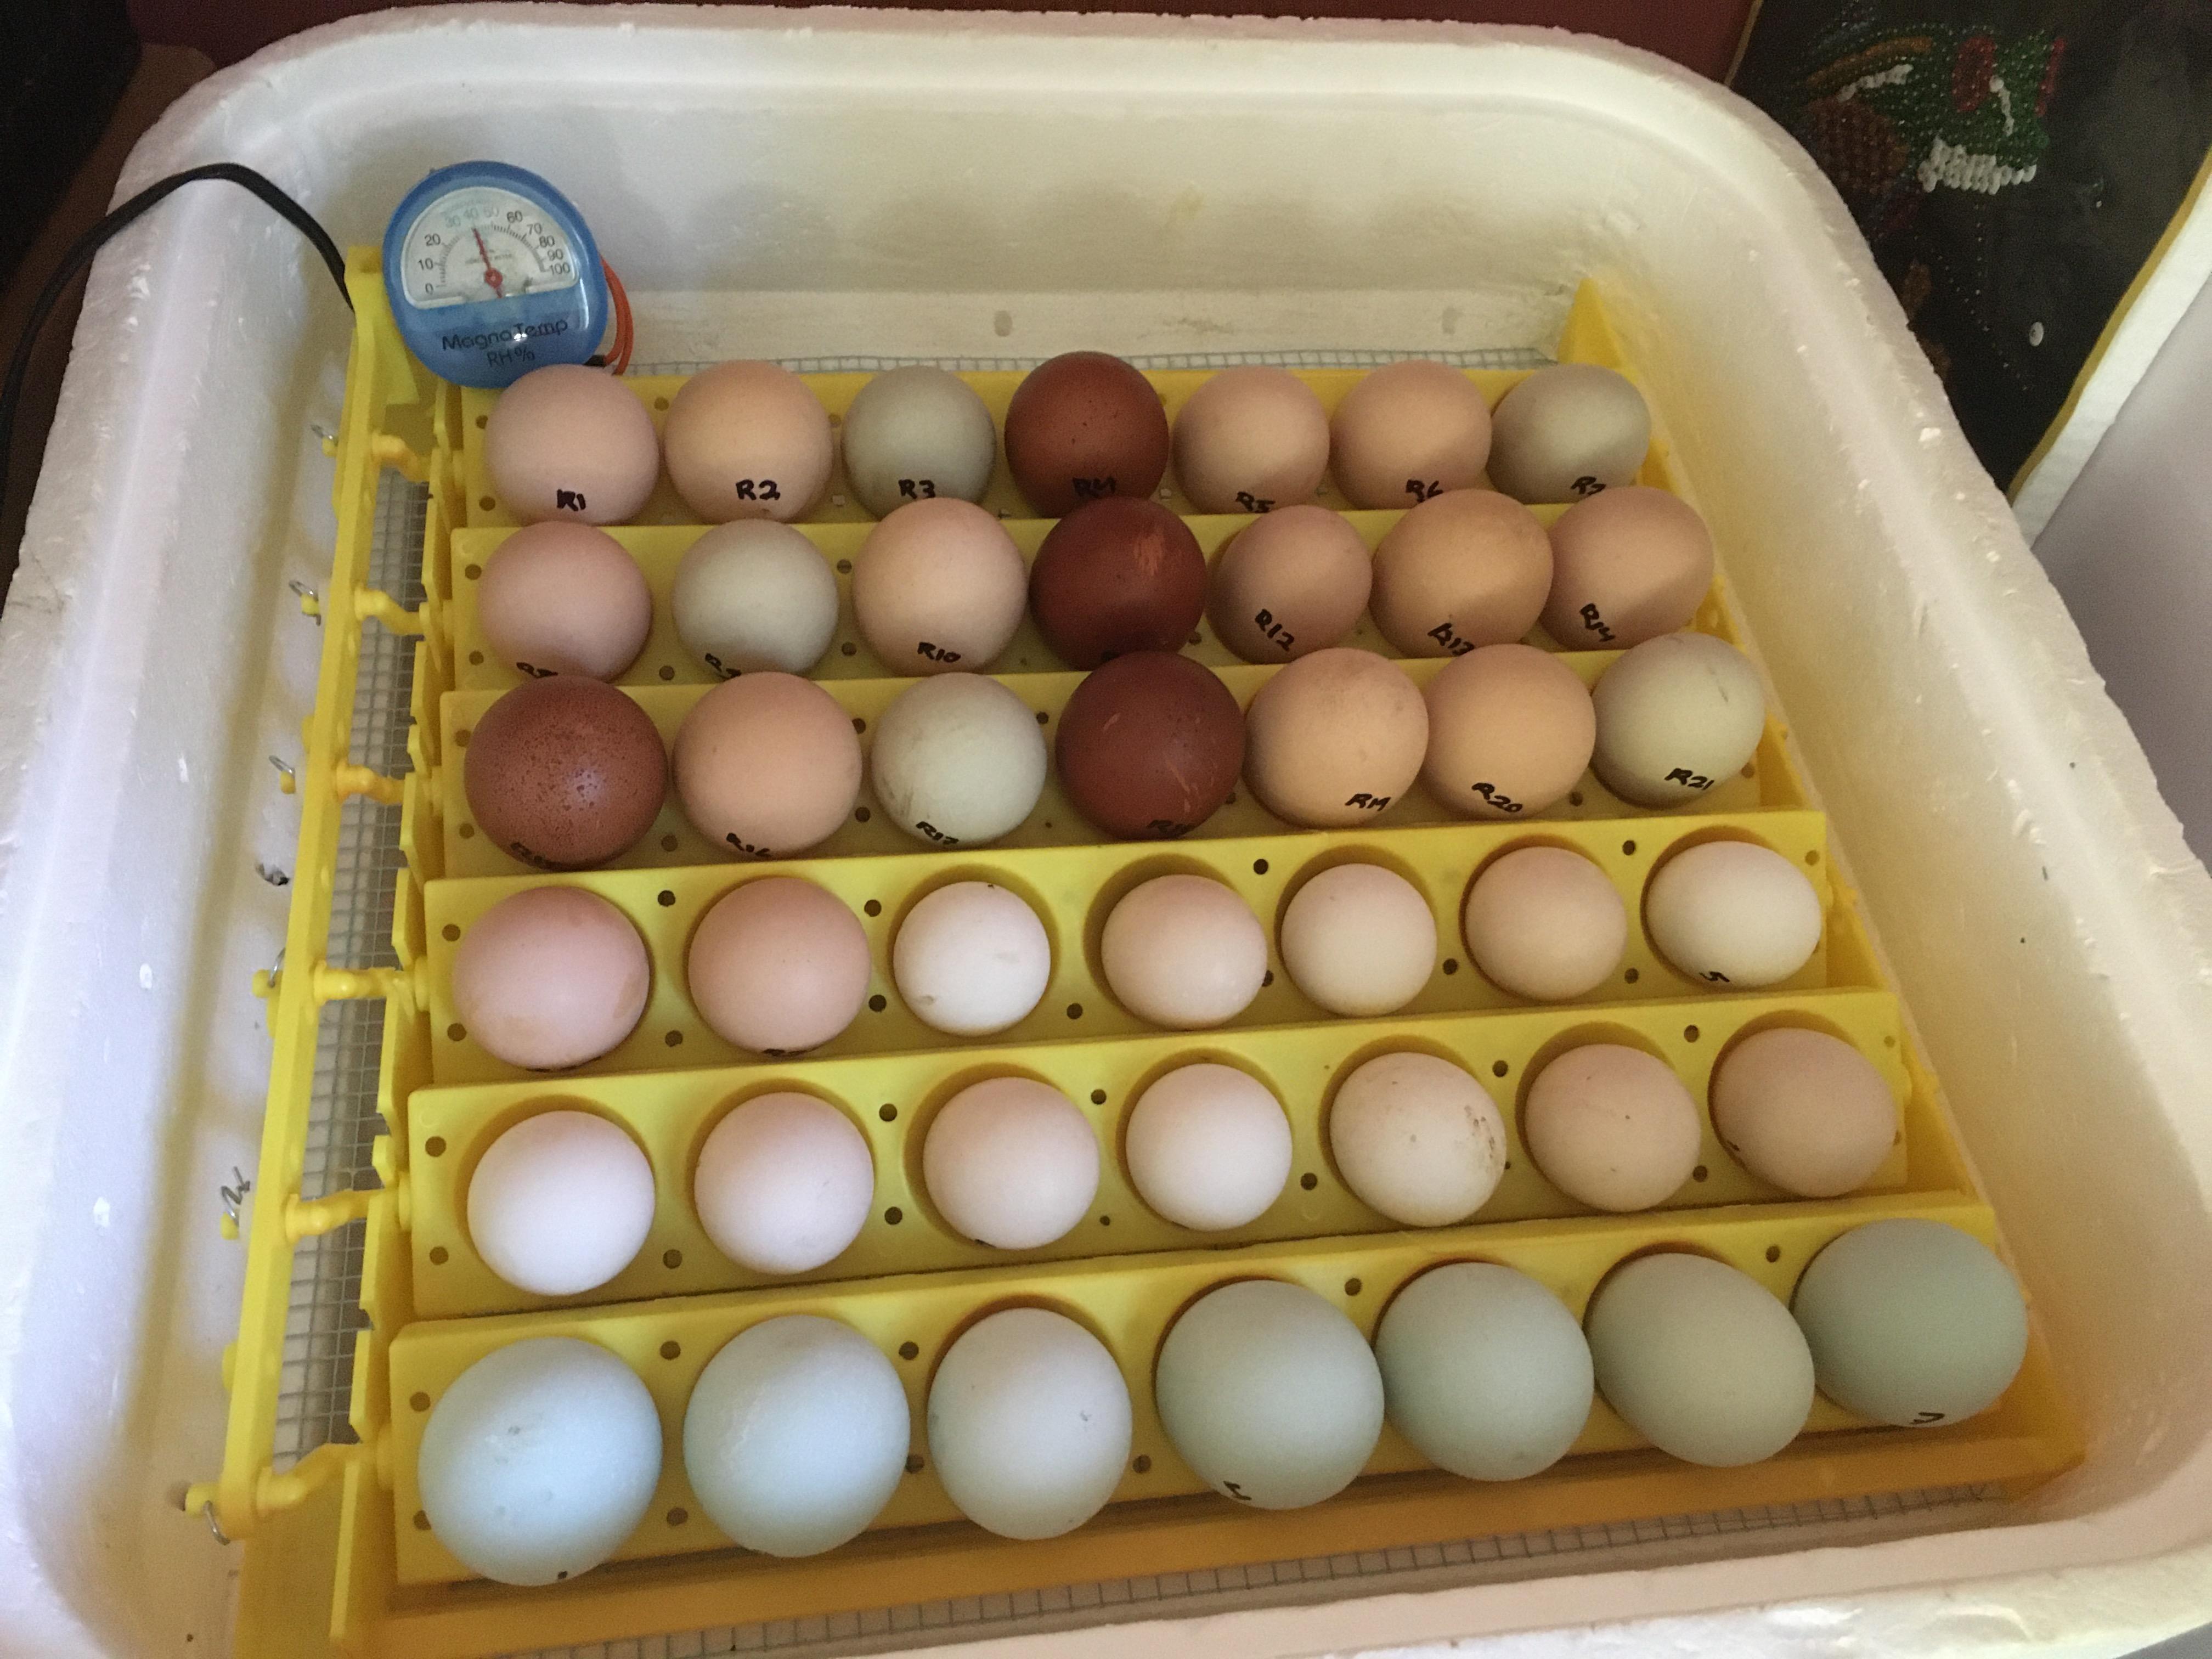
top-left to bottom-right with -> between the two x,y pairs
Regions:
472,228 -> 504,298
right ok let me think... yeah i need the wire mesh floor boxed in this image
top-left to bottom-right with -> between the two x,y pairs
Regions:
274,354 -> 2013,1657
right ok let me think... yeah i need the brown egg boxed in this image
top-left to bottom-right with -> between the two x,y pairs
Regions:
1171,366 -> 1331,514
662,360 -> 833,523
1056,652 -> 1244,838
1029,496 -> 1207,669
1208,505 -> 1373,663
686,876 -> 874,1054
1423,644 -> 1594,819
462,676 -> 668,869
1370,490 -> 1552,657
1329,360 -> 1493,510
451,886 -> 651,1069
1244,647 -> 1427,827
1004,351 -> 1171,516
1709,1027 -> 1899,1199
1542,486 -> 1716,650
1523,1043 -> 1702,1212
476,521 -> 653,680
672,673 -> 862,860
483,363 -> 661,524
852,498 -> 1029,674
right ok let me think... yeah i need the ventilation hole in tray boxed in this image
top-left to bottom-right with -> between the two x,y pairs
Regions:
557,1571 -> 568,1581
1187,632 -> 1201,646
905,1454 -> 924,1474
474,414 -> 488,429
1621,839 -> 1638,856
1742,763 -> 1757,779
445,1023 -> 466,1042
1568,791 -> 1584,807
464,561 -> 482,579
868,994 -> 887,1012
885,1206 -> 904,1225
1066,1002 -> 1083,1019
1624,967 -> 1640,984
1133,1454 -> 1152,1474
413,1511 -> 431,1531
840,641 -> 857,657
441,924 -> 460,942
1492,1060 -> 1509,1077
1442,958 -> 1459,975
661,833 -> 679,852
1684,1024 -> 1701,1042
1252,858 -> 1269,874
879,1103 -> 897,1121
1692,1165 -> 1709,1182
855,806 -> 872,823
663,1249 -> 683,1268
454,729 -> 471,748
1097,1214 -> 1111,1227
457,823 -> 475,840
1226,791 -> 1237,805
467,651 -> 483,667
851,717 -> 866,734
660,1341 -> 681,1360
658,665 -> 675,681
428,1246 -> 448,1265
667,1507 -> 689,1527
1035,710 -> 1049,725
1765,1245 -> 1782,1263
1091,1088 -> 1107,1105
1300,1172 -> 1318,1191
656,890 -> 676,908
410,1391 -> 430,1412
653,396 -> 670,411
899,1341 -> 919,1361
836,558 -> 853,574
476,497 -> 493,512
424,1137 -> 445,1158
864,899 -> 882,917
1884,1034 -> 1897,1047
1805,849 -> 1821,865
1261,970 -> 1274,987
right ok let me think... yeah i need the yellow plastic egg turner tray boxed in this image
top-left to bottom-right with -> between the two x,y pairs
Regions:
197,261 -> 2080,1659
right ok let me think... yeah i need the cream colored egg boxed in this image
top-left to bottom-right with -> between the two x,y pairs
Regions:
870,675 -> 1047,848
923,1075 -> 1099,1249
673,672 -> 862,860
1124,1063 -> 1292,1230
891,882 -> 1052,1036
1462,845 -> 1627,1002
1711,1027 -> 1899,1198
1644,839 -> 1822,988
1208,506 -> 1373,663
484,364 -> 660,525
1279,862 -> 1436,1017
685,876 -> 872,1055
662,360 -> 833,523
1329,360 -> 1493,509
452,885 -> 650,1070
1370,490 -> 1552,657
694,1092 -> 874,1274
466,1110 -> 656,1297
1244,647 -> 1427,828
1486,364 -> 1651,505
1329,1051 -> 1506,1227
1099,874 -> 1268,1029
1542,486 -> 1714,650
1172,366 -> 1331,514
851,498 -> 1028,674
1523,1043 -> 1701,1212
1591,632 -> 1765,808
1421,644 -> 1595,820
670,521 -> 839,677
477,522 -> 652,679
840,366 -> 999,518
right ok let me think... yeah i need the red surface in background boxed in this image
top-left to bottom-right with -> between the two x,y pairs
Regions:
129,0 -> 1753,81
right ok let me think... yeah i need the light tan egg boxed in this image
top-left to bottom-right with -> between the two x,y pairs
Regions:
483,363 -> 661,524
1329,360 -> 1493,510
452,886 -> 650,1070
686,877 -> 873,1055
1098,874 -> 1269,1030
1542,487 -> 1714,651
852,498 -> 1029,675
672,673 -> 862,860
477,521 -> 653,680
1421,644 -> 1595,820
1462,845 -> 1627,1001
1522,1043 -> 1702,1212
1279,862 -> 1436,1017
1371,489 -> 1552,657
1711,1027 -> 1899,1198
1172,366 -> 1331,515
1208,505 -> 1373,664
662,360 -> 833,523
1243,647 -> 1428,828
1486,364 -> 1651,504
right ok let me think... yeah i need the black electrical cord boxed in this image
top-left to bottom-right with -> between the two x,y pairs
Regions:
1,162 -> 351,526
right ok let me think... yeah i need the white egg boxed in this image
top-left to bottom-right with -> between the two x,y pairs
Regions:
682,1315 -> 910,1556
892,882 -> 1052,1036
1153,1279 -> 1383,1509
1375,1263 -> 1594,1480
1584,1252 -> 1814,1466
1328,1051 -> 1508,1227
1590,632 -> 1766,808
1461,845 -> 1628,1002
1099,874 -> 1269,1030
923,1075 -> 1099,1249
870,674 -> 1048,848
466,1110 -> 656,1297
1644,839 -> 1822,988
670,521 -> 840,676
1279,862 -> 1437,1017
927,1307 -> 1133,1539
693,1092 -> 874,1274
417,1337 -> 662,1586
1124,1063 -> 1292,1230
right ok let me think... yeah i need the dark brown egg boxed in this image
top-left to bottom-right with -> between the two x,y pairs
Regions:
463,676 -> 668,870
1030,496 -> 1207,669
1004,351 -> 1171,516
1055,651 -> 1244,839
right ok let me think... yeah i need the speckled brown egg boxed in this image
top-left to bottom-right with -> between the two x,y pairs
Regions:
1371,489 -> 1553,657
1004,352 -> 1171,517
1030,496 -> 1207,669
1542,486 -> 1716,650
1055,652 -> 1244,839
462,676 -> 668,870
1243,647 -> 1427,828
1421,643 -> 1595,820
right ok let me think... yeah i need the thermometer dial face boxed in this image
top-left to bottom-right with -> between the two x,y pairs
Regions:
399,186 -> 582,309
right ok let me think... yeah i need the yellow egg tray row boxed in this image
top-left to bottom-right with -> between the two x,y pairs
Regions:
417,810 -> 1857,1088
400,986 -> 1930,1320
202,268 -> 2079,1659
444,509 -> 1731,692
